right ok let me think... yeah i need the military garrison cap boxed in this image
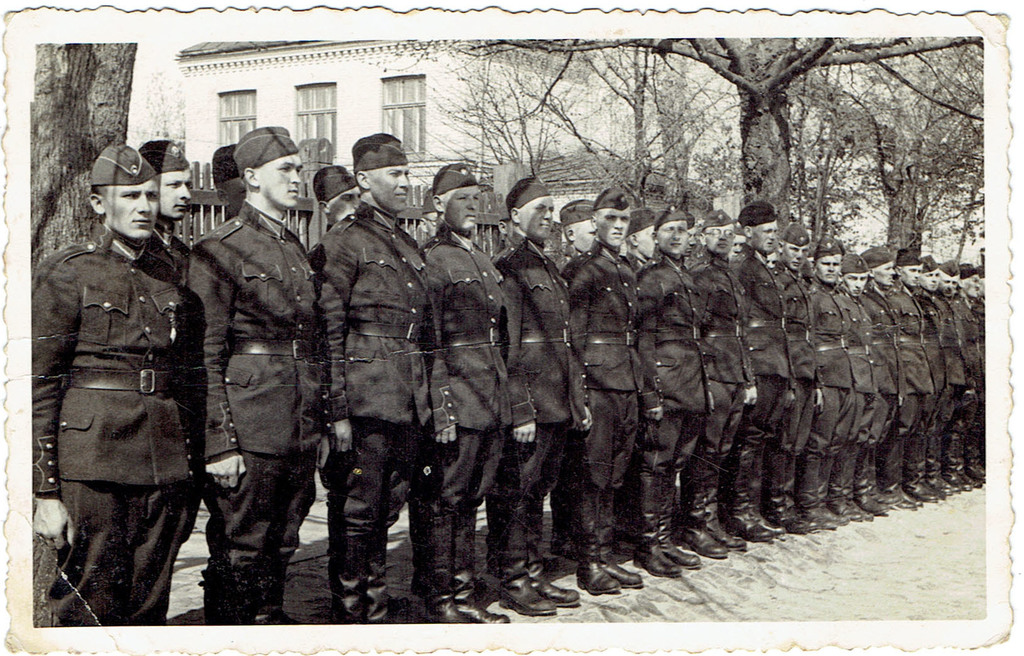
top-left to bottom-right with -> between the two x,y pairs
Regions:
959,263 -> 978,279
627,208 -> 656,236
738,200 -> 778,227
560,200 -> 593,226
313,165 -> 357,203
655,208 -> 695,231
895,246 -> 921,268
703,208 -> 734,229
861,246 -> 895,269
841,253 -> 869,274
212,145 -> 240,185
139,140 -> 189,174
352,133 -> 408,173
91,144 -> 157,187
594,187 -> 630,212
920,254 -> 939,273
234,126 -> 299,171
781,222 -> 811,246
939,260 -> 960,278
432,163 -> 478,197
813,236 -> 845,259
506,177 -> 550,214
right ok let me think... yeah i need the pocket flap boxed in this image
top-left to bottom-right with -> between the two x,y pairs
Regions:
82,286 -> 129,315
224,366 -> 253,387
523,270 -> 552,291
362,249 -> 398,270
151,287 -> 180,314
655,357 -> 677,367
449,269 -> 481,285
241,262 -> 284,282
59,412 -> 94,431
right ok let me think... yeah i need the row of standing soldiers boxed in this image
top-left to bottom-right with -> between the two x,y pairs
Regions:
32,127 -> 985,626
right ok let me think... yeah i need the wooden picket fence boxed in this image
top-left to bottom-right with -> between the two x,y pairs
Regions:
178,160 -> 505,254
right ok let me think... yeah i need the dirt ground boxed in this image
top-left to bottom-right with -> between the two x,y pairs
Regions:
165,484 -> 986,625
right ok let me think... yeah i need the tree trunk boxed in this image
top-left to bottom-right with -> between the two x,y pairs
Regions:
738,87 -> 792,221
31,43 -> 136,264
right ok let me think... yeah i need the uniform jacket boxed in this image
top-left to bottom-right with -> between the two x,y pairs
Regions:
424,224 -> 512,432
834,290 -> 877,394
929,290 -> 968,387
154,229 -> 191,279
882,281 -> 935,396
310,202 -> 453,432
861,285 -> 902,397
563,242 -> 653,406
952,294 -> 982,388
775,265 -> 815,382
733,249 -> 791,379
495,238 -> 588,428
913,288 -> 947,392
807,280 -> 854,390
636,254 -> 709,413
691,255 -> 752,385
187,202 -> 323,460
32,225 -> 192,496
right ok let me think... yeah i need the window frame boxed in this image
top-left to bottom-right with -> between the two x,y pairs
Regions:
295,83 -> 338,147
381,75 -> 427,155
218,89 -> 257,147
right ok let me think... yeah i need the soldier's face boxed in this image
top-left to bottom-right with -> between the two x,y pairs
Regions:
632,226 -> 656,259
814,254 -> 842,285
780,242 -> 809,273
703,224 -> 735,258
655,220 -> 687,259
963,276 -> 982,299
440,185 -> 481,237
249,154 -> 303,211
158,168 -> 192,221
871,261 -> 896,288
747,221 -> 778,256
940,272 -> 958,294
514,195 -> 555,245
91,179 -> 159,241
593,209 -> 630,249
361,165 -> 410,215
843,272 -> 869,296
322,188 -> 359,223
920,269 -> 942,292
684,227 -> 700,258
898,265 -> 922,288
565,222 -> 596,253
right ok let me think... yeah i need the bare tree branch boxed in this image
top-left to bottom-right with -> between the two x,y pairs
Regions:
768,38 -> 836,91
873,60 -> 982,121
818,37 -> 980,67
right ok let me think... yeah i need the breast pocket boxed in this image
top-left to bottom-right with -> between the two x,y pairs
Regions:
360,249 -> 400,299
449,269 -> 484,309
241,262 -> 285,306
80,285 -> 129,344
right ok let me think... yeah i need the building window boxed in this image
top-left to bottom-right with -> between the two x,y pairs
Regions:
382,75 -> 426,154
219,90 -> 257,146
296,83 -> 337,147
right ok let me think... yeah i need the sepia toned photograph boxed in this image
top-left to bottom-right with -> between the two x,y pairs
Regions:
3,4 -> 1013,654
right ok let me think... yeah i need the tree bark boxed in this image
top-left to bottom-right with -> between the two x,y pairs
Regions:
739,87 -> 792,220
31,43 -> 136,264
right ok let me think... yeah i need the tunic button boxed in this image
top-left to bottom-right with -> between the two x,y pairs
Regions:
296,295 -> 302,301
401,257 -> 407,263
407,282 -> 413,288
224,377 -> 231,383
230,438 -> 237,444
139,296 -> 146,303
47,478 -> 56,484
47,460 -> 55,466
488,294 -> 494,300
490,318 -> 497,324
411,308 -> 417,314
145,327 -> 152,334
130,268 -> 136,274
482,272 -> 488,277
60,421 -> 67,427
103,301 -> 112,309
291,267 -> 297,272
229,422 -> 234,428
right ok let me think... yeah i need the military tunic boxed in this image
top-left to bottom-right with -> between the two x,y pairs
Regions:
861,284 -> 903,495
33,224 -> 193,625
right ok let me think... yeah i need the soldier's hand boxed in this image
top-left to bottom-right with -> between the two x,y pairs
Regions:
34,498 -> 70,549
815,388 -> 824,408
581,406 -> 593,431
645,405 -> 664,422
513,421 -> 537,444
435,425 -> 458,444
333,419 -> 353,452
207,452 -> 246,489
744,384 -> 758,406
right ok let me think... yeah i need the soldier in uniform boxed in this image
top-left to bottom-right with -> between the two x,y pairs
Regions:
562,187 -> 655,595
797,237 -> 856,530
633,208 -> 708,577
139,140 -> 193,274
829,254 -> 878,522
312,164 -> 359,228
413,163 -> 511,623
310,134 -> 449,623
885,247 -> 936,505
937,261 -> 976,493
764,223 -> 820,534
625,207 -> 656,273
486,177 -> 591,616
682,209 -> 755,558
858,247 -> 902,515
211,144 -> 246,221
958,263 -> 985,485
33,145 -> 193,625
725,201 -> 788,543
558,199 -> 596,270
188,127 -> 321,624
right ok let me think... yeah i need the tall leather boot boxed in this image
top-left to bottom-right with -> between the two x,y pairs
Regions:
923,430 -> 949,499
817,451 -> 850,526
201,565 -> 231,625
706,484 -> 746,551
903,432 -> 938,502
854,444 -> 888,517
725,438 -> 777,542
763,445 -> 795,529
206,563 -> 261,625
633,472 -> 683,578
484,492 -> 514,578
784,453 -> 829,534
422,510 -> 476,624
943,432 -> 974,492
655,473 -> 701,570
679,458 -> 729,559
598,486 -> 644,588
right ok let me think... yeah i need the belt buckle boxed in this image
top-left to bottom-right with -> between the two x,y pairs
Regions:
841,335 -> 847,349
490,326 -> 498,345
781,317 -> 787,331
693,325 -> 699,340
626,331 -> 635,347
407,323 -> 416,341
562,327 -> 570,346
735,325 -> 741,337
140,369 -> 156,394
292,339 -> 301,359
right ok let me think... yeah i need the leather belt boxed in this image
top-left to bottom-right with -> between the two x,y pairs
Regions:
898,335 -> 922,345
748,318 -> 785,330
69,368 -> 171,394
350,320 -> 419,341
587,331 -> 636,346
655,326 -> 701,342
816,343 -> 846,353
450,326 -> 500,348
921,336 -> 940,346
236,339 -> 316,359
521,328 -> 570,345
846,345 -> 870,356
704,326 -> 742,338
